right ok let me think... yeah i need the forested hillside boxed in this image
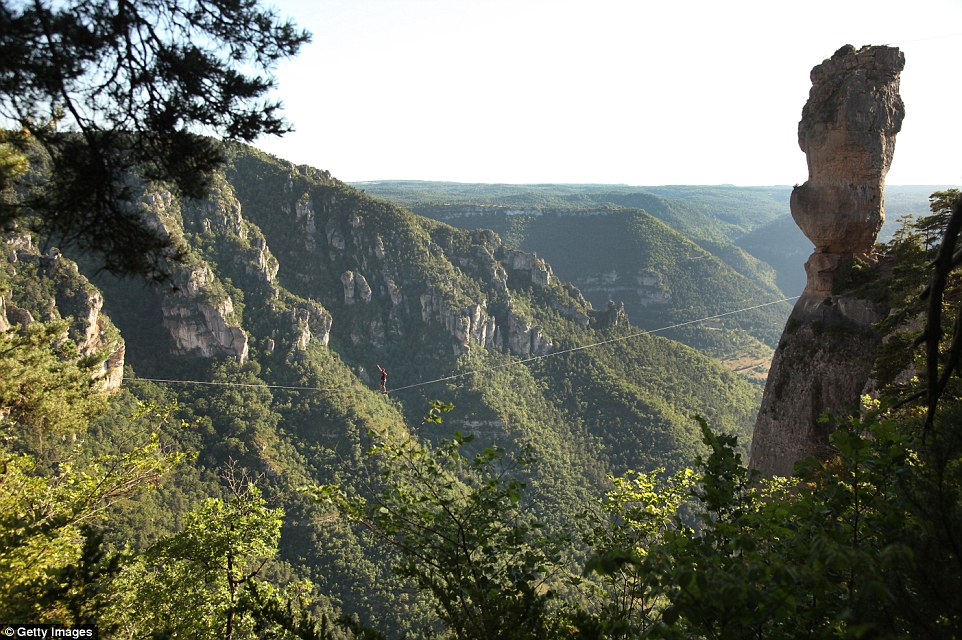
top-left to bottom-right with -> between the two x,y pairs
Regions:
2,142 -> 764,634
4,144 -> 962,637
358,181 -> 942,356
353,182 -> 796,374
4,1 -> 961,631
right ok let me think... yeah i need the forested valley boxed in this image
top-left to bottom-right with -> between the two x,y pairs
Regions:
4,139 -> 962,638
2,1 -> 962,637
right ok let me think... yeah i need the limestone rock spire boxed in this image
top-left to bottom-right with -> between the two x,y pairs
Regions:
749,45 -> 904,477
792,45 -> 905,296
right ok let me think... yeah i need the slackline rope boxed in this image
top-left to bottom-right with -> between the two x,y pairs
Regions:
122,295 -> 799,396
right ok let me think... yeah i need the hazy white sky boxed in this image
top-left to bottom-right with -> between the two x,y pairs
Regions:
257,0 -> 962,186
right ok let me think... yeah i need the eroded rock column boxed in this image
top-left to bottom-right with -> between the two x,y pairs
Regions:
749,45 -> 904,477
792,45 -> 905,296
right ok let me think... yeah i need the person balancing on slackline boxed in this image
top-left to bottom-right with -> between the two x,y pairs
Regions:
377,363 -> 388,394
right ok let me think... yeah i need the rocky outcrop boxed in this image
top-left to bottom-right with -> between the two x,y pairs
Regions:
505,310 -> 552,357
341,270 -> 373,304
247,231 -> 280,285
749,297 -> 886,476
591,300 -> 628,329
453,303 -> 500,354
444,246 -> 556,355
415,281 -> 554,357
179,177 -> 283,293
325,219 -> 346,252
190,174 -> 246,239
286,192 -> 320,250
749,45 -> 904,477
457,242 -> 509,297
54,268 -> 127,389
152,176 -> 307,363
501,249 -> 553,287
2,233 -> 125,389
418,290 -> 500,354
4,304 -> 34,328
791,45 -> 905,297
161,263 -> 249,362
290,301 -> 332,351
580,268 -> 671,308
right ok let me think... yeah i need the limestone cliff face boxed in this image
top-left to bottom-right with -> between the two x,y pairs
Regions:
341,270 -> 373,305
161,263 -> 250,362
136,182 -> 253,362
749,45 -> 903,477
580,268 -> 671,308
749,297 -> 886,476
258,180 -> 563,359
289,301 -> 333,351
2,233 -> 125,389
179,175 -> 333,356
418,292 -> 501,354
502,249 -> 553,288
127,156 -> 562,364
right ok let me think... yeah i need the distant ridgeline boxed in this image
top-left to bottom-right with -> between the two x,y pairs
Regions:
355,180 -> 940,358
351,181 -> 794,365
4,142 -> 767,632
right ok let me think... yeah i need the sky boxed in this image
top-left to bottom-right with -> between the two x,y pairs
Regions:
255,0 -> 962,187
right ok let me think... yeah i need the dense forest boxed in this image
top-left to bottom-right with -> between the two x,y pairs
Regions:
2,142 -> 769,636
3,138 -> 962,637
356,181 -> 936,375
2,0 -> 962,636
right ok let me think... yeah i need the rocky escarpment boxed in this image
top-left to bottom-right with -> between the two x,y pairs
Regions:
580,268 -> 671,308
160,262 -> 250,362
249,174 -> 568,359
135,182 -> 253,363
286,301 -> 333,352
110,153 -> 569,367
2,234 -> 125,389
749,45 -> 904,477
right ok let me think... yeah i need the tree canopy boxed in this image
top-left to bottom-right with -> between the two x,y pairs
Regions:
0,0 -> 309,277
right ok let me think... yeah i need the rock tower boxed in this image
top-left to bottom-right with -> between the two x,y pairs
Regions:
749,45 -> 905,477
